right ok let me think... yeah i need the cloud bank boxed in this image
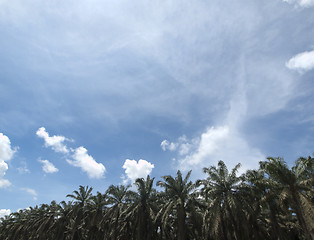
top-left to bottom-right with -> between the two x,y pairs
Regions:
122,159 -> 154,183
38,159 -> 59,173
0,133 -> 16,188
286,49 -> 314,73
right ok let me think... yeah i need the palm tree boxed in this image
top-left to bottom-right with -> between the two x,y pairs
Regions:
127,175 -> 158,240
245,169 -> 283,240
104,184 -> 132,240
197,160 -> 248,240
49,200 -> 74,240
67,185 -> 93,206
157,170 -> 197,240
84,192 -> 108,239
66,185 -> 94,239
260,157 -> 314,240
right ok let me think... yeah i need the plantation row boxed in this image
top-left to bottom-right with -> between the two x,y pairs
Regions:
0,156 -> 313,240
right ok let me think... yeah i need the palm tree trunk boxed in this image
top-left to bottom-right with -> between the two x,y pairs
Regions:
112,208 -> 120,240
220,208 -> 229,240
269,201 -> 282,240
225,196 -> 239,240
177,205 -> 186,240
290,187 -> 313,240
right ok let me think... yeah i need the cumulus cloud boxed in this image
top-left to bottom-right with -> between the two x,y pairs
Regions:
67,147 -> 105,179
36,127 -> 106,178
283,0 -> 314,7
38,159 -> 58,173
286,49 -> 314,73
0,133 -> 16,188
122,159 -> 154,183
0,209 -> 11,219
22,188 -> 38,201
36,127 -> 69,153
0,133 -> 16,162
164,126 -> 265,173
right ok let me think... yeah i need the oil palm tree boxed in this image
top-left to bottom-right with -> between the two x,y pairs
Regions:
197,160 -> 247,240
157,170 -> 197,240
260,157 -> 314,240
66,185 -> 94,239
84,192 -> 108,239
245,169 -> 283,240
104,184 -> 132,240
127,175 -> 158,240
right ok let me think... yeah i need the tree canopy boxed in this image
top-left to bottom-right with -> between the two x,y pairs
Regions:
1,156 -> 313,240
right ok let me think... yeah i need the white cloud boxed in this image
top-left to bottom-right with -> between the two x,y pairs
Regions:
122,159 -> 154,183
38,159 -> 58,173
36,127 -> 106,178
0,178 -> 11,188
22,188 -> 38,201
0,133 -> 16,162
36,127 -> 69,153
283,0 -> 314,7
0,133 -> 16,188
160,140 -> 177,151
165,126 -> 265,173
161,135 -> 195,155
17,161 -> 30,174
160,140 -> 169,151
67,147 -> 105,179
286,49 -> 314,73
0,209 -> 11,219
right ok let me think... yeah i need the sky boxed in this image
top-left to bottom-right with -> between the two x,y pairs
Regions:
1,0 -> 314,217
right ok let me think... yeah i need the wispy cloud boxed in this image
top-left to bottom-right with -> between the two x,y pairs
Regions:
161,136 -> 195,155
122,159 -> 154,183
283,0 -> 314,7
21,188 -> 38,201
161,55 -> 294,173
38,159 -> 58,173
286,49 -> 314,73
0,133 -> 16,188
67,147 -> 105,179
17,161 -> 30,174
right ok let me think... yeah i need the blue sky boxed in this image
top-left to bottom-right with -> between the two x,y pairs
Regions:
1,0 -> 314,216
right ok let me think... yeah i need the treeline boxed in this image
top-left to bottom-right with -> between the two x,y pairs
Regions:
0,156 -> 313,240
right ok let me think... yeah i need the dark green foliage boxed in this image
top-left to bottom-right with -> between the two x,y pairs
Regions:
0,156 -> 313,240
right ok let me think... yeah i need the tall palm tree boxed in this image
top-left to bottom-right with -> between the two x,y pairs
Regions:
157,170 -> 197,240
49,200 -> 74,240
67,185 -> 94,239
67,185 -> 93,206
127,175 -> 158,240
197,160 -> 247,240
245,169 -> 283,240
85,192 -> 108,239
104,184 -> 132,240
260,157 -> 314,240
